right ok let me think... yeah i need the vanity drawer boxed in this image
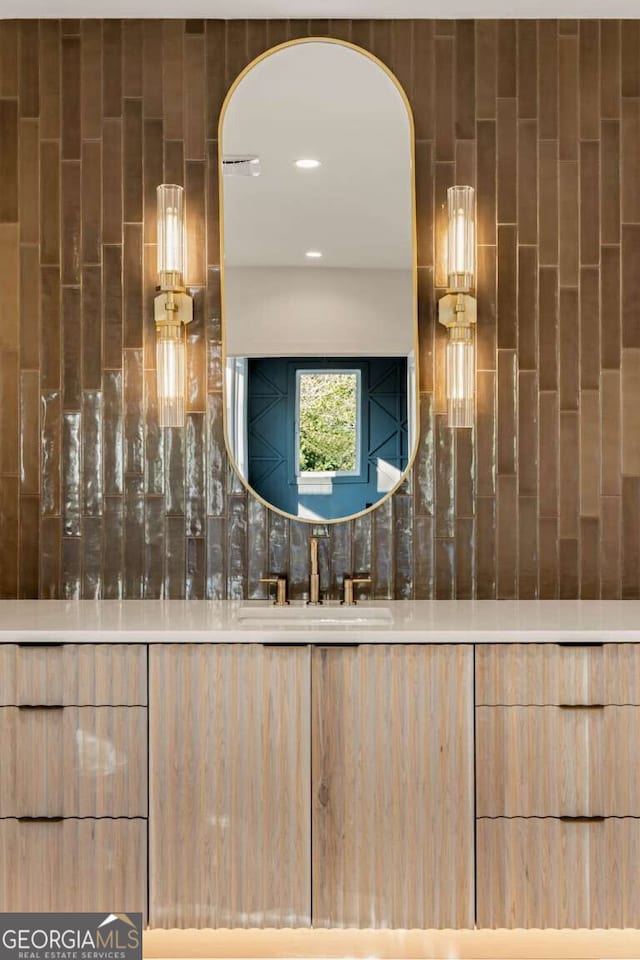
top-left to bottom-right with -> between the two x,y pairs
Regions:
476,705 -> 640,816
476,816 -> 640,928
0,818 -> 147,917
476,642 -> 640,704
0,643 -> 147,705
0,706 -> 147,817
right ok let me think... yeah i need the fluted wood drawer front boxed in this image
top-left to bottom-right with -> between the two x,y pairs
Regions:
0,644 -> 147,705
312,644 -> 475,929
476,643 -> 640,704
0,818 -> 146,917
0,707 -> 147,817
477,817 -> 640,928
476,705 -> 640,816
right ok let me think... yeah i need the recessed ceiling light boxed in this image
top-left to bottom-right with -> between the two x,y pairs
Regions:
305,250 -> 323,258
295,158 -> 321,169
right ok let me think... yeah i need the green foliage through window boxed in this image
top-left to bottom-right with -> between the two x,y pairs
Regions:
298,372 -> 358,473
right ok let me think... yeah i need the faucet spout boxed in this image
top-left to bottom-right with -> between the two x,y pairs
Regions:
308,537 -> 321,604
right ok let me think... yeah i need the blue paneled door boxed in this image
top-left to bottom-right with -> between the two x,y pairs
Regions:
247,357 -> 408,520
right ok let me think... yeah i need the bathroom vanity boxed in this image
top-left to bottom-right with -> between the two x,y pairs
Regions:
2,599 -> 640,931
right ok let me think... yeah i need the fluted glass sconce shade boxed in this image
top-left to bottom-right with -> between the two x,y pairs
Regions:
155,183 -> 192,428
157,184 -> 185,286
157,325 -> 186,428
446,185 -> 475,293
446,325 -> 475,429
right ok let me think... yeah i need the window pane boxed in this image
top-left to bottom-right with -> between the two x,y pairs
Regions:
298,372 -> 358,473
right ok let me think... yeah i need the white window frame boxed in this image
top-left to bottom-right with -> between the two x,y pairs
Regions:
225,356 -> 248,478
294,368 -> 362,479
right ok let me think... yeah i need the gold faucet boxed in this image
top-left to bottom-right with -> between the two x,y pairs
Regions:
308,537 -> 322,605
342,575 -> 372,606
260,576 -> 289,606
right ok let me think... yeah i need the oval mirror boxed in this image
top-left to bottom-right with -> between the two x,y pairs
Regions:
220,39 -> 418,523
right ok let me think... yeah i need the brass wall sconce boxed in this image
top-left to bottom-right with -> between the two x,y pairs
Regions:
438,185 -> 477,429
155,184 -> 193,428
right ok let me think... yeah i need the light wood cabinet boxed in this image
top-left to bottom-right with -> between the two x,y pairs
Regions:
0,818 -> 147,916
0,644 -> 148,918
0,706 -> 147,817
476,642 -> 640,928
311,644 -> 475,929
477,817 -> 640,928
5,636 -> 637,931
476,704 -> 640,817
150,643 -> 475,930
149,643 -> 311,928
0,644 -> 147,705
476,642 -> 640,705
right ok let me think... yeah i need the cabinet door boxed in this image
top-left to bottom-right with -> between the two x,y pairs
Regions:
0,819 -> 146,916
149,644 -> 311,928
312,644 -> 474,929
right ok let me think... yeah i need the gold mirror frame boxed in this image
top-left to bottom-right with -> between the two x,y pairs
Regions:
218,37 -> 419,525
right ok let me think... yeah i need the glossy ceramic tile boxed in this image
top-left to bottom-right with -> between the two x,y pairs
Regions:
0,18 -> 637,600
0,22 -> 19,98
0,101 -> 18,223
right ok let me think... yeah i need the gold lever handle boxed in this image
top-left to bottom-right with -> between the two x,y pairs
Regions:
342,576 -> 372,606
260,577 -> 289,607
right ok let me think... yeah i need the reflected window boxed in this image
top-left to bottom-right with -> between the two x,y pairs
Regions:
246,356 -> 408,521
296,370 -> 361,477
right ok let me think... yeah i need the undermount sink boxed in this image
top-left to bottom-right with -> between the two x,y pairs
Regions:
236,603 -> 393,626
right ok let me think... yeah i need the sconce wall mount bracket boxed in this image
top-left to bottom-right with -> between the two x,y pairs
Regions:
154,289 -> 193,329
438,292 -> 477,330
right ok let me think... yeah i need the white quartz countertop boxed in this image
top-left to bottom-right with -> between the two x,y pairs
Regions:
0,599 -> 639,643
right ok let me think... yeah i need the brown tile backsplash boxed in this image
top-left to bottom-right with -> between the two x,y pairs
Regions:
0,18 -> 637,599
0,99 -> 18,223
621,21 -> 640,98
